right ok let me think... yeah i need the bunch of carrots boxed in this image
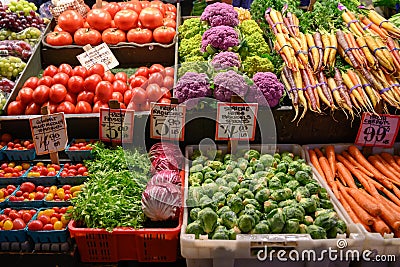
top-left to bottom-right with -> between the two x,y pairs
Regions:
309,145 -> 400,237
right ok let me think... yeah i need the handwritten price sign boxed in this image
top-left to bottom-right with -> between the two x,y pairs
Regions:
150,103 -> 186,141
77,43 -> 119,70
29,112 -> 68,155
99,108 -> 134,143
215,103 -> 258,141
355,113 -> 400,148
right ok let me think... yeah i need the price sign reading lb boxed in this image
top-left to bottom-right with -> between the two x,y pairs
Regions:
29,112 -> 68,155
76,43 -> 119,70
216,103 -> 258,141
150,103 -> 186,141
99,108 -> 134,143
355,112 -> 400,148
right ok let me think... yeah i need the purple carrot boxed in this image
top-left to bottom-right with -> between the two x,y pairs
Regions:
336,30 -> 360,69
300,68 -> 318,110
334,68 -> 353,109
283,66 -> 298,105
317,72 -> 334,107
265,8 -> 278,35
313,32 -> 324,71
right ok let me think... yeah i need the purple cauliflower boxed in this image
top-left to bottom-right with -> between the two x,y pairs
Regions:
200,2 -> 239,27
211,52 -> 241,70
201,26 -> 239,53
213,70 -> 249,102
248,72 -> 284,107
174,72 -> 212,103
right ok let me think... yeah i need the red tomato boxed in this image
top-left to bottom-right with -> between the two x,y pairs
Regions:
73,28 -> 102,46
22,213 -> 32,223
102,28 -> 126,45
142,99 -> 151,111
114,72 -> 127,82
126,28 -> 152,43
58,64 -> 73,76
65,92 -> 77,104
165,3 -> 177,13
37,76 -> 54,87
163,17 -> 176,28
103,71 -> 115,83
122,0 -> 142,14
138,7 -> 163,30
45,31 -> 73,46
57,10 -> 84,34
57,101 -> 76,114
93,101 -> 108,112
84,74 -> 103,92
25,102 -> 41,115
165,11 -> 176,20
53,72 -> 70,87
23,77 -> 39,88
38,215 -> 50,225
149,0 -> 165,15
18,87 -> 33,105
54,24 -> 63,32
146,83 -> 163,102
140,0 -> 150,8
68,76 -> 85,94
42,102 -> 57,114
71,66 -> 88,78
164,67 -> 174,77
131,87 -> 147,104
148,72 -> 164,86
153,26 -> 175,44
110,20 -> 116,28
119,102 -> 126,109
49,84 -> 67,103
114,9 -> 138,31
32,85 -> 50,104
111,91 -> 123,102
161,86 -> 171,99
135,67 -> 150,78
112,80 -> 127,94
86,9 -> 112,31
149,64 -> 164,74
163,75 -> 174,90
126,101 -> 138,110
95,81 -> 113,103
88,64 -> 105,77
43,65 -> 58,77
75,101 -> 92,113
28,220 -> 43,231
158,97 -> 171,104
77,91 -> 95,104
103,2 -> 121,18
13,218 -> 26,230
129,75 -> 147,88
124,89 -> 133,105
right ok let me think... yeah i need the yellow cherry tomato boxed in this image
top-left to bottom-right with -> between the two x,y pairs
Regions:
43,209 -> 55,217
7,162 -> 15,168
67,206 -> 73,211
70,186 -> 81,193
27,172 -> 40,178
61,214 -> 70,225
49,186 -> 57,195
36,162 -> 44,167
0,198 -> 4,202
45,193 -> 54,201
54,221 -> 63,230
47,167 -> 55,173
21,163 -> 30,170
50,217 -> 58,224
57,191 -> 65,200
73,191 -> 81,197
3,173 -> 12,178
3,220 -> 13,230
14,165 -> 22,171
0,191 -> 3,199
28,192 -> 35,199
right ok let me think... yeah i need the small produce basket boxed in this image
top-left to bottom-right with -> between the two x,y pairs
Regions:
0,166 -> 31,186
7,186 -> 43,208
181,144 -> 365,267
64,139 -> 94,162
3,149 -> 36,161
44,199 -> 72,207
23,165 -> 63,186
0,207 -> 37,242
0,185 -> 18,208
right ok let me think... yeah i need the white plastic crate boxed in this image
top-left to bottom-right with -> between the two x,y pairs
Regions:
181,144 -> 364,267
303,144 -> 400,267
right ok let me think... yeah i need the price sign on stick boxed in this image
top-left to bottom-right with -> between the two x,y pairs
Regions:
355,112 -> 400,148
76,43 -> 119,70
99,107 -> 134,143
29,112 -> 68,157
215,103 -> 258,141
150,102 -> 186,141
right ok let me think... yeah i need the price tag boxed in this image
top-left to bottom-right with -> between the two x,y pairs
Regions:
76,43 -> 119,70
99,108 -> 134,143
150,103 -> 186,141
355,112 -> 400,148
215,103 -> 258,141
29,113 -> 68,155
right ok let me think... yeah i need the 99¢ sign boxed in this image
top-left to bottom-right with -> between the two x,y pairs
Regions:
150,103 -> 186,141
355,113 -> 400,148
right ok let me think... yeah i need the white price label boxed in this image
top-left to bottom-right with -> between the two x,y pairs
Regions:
355,112 -> 400,148
99,108 -> 134,143
215,103 -> 258,141
150,103 -> 186,141
76,43 -> 119,70
29,113 -> 68,155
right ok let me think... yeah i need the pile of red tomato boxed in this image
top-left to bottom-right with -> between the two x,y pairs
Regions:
46,0 -> 177,46
6,62 -> 173,115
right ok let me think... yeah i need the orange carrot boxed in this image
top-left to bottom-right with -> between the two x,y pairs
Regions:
337,188 -> 368,227
375,154 -> 400,178
376,200 -> 400,231
394,155 -> 400,166
346,188 -> 382,216
337,171 -> 348,186
319,156 -> 339,197
342,151 -> 373,177
380,152 -> 400,173
314,147 -> 324,158
393,185 -> 400,200
377,194 -> 400,214
381,187 -> 400,207
336,154 -> 371,192
336,162 -> 358,188
325,145 -> 336,177
309,149 -> 326,181
368,155 -> 400,184
372,218 -> 391,235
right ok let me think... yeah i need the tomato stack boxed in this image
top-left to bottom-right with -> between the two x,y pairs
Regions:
46,0 -> 177,46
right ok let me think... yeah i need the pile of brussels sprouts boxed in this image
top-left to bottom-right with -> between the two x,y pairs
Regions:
185,149 -> 347,240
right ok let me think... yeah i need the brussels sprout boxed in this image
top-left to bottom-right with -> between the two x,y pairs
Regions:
299,198 -> 317,214
311,194 -> 320,207
212,229 -> 229,240
260,154 -> 274,168
225,160 -> 238,173
288,161 -> 302,175
228,226 -> 241,240
300,163 -> 313,175
293,186 -> 311,201
305,181 -> 321,195
268,177 -> 282,189
295,171 -> 312,185
283,219 -> 300,233
266,208 -> 286,233
239,208 -> 260,225
207,161 -> 224,171
217,206 -> 232,216
281,156 -> 293,164
215,177 -> 228,186
320,199 -> 334,209
237,188 -> 254,200
285,180 -> 300,192
186,186 -> 204,207
205,170 -> 218,181
243,198 -> 261,211
191,150 -> 202,160
315,209 -> 335,218
255,188 -> 271,203
281,151 -> 294,159
239,179 -> 253,190
245,167 -> 254,177
190,208 -> 202,221
224,154 -> 232,163
190,164 -> 204,174
273,153 -> 281,160
337,220 -> 347,234
189,172 -> 204,186
224,173 -> 238,183
198,207 -> 218,234
217,170 -> 227,178
314,211 -> 339,230
318,188 -> 329,200
263,200 -> 278,214
307,225 -> 327,239
221,210 -> 237,229
285,174 -> 295,182
283,205 -> 305,221
228,195 -> 244,214
238,214 -> 256,233
202,166 -> 213,174
212,192 -> 226,208
276,162 -> 289,174
232,168 -> 244,178
186,221 -> 204,238
244,149 -> 260,160
303,215 -> 314,226
274,172 -> 289,183
253,222 -> 270,234
199,195 -> 216,210
228,182 -> 240,193
270,188 -> 293,202
202,182 -> 218,198
327,227 -> 338,238
203,178 -> 214,184
215,150 -> 223,162
299,224 -> 308,234
253,171 -> 269,179
192,159 -> 204,167
253,161 -> 265,172
218,186 -> 233,195
237,158 -> 249,171
279,199 -> 297,208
